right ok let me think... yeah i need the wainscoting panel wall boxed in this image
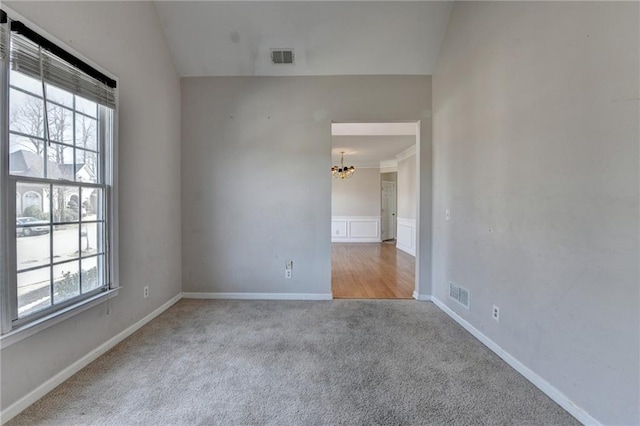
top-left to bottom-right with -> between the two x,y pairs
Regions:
396,217 -> 416,256
331,216 -> 381,243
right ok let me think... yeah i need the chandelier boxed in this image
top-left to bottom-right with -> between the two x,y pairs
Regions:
331,151 -> 356,179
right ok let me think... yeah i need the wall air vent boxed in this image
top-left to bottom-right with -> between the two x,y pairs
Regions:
449,281 -> 470,309
458,287 -> 470,308
271,49 -> 294,65
449,282 -> 459,300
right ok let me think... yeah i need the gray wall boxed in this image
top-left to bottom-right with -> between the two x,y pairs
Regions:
332,168 -> 381,217
181,76 -> 432,295
432,2 -> 639,424
397,154 -> 417,220
1,1 -> 182,411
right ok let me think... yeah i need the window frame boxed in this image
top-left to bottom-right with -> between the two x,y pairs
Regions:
0,7 -> 119,342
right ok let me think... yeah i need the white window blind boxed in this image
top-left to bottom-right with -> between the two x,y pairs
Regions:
0,18 -> 6,61
9,32 -> 116,109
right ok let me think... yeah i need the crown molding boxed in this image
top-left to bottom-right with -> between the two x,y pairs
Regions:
379,159 -> 398,173
396,145 -> 416,162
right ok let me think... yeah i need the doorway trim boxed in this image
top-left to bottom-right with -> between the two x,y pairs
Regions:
330,120 -> 422,299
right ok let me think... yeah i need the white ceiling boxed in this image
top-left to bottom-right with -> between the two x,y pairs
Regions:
154,1 -> 453,77
332,122 -> 417,167
332,122 -> 417,136
332,135 -> 415,168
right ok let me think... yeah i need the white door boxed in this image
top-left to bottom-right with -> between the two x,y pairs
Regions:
381,181 -> 396,241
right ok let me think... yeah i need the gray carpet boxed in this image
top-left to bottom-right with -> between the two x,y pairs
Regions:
8,300 -> 579,425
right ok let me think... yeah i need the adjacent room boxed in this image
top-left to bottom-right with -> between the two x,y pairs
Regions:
0,1 -> 638,425
331,122 -> 418,299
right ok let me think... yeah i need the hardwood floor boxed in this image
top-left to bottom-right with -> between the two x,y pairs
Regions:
332,242 -> 415,299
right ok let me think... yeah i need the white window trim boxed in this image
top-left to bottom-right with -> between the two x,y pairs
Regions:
0,6 -> 119,339
0,288 -> 119,349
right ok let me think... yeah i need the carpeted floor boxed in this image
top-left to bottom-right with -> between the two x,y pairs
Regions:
8,300 -> 579,425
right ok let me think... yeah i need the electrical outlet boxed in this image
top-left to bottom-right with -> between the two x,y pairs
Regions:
285,260 -> 293,278
445,209 -> 451,221
492,305 -> 500,321
143,286 -> 149,298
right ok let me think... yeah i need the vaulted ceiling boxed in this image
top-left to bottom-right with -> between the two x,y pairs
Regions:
154,1 -> 453,77
154,2 -> 441,165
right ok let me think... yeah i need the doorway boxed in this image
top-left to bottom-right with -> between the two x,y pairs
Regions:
381,179 -> 397,241
330,122 -> 419,299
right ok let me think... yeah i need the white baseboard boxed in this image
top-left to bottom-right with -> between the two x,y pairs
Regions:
397,242 -> 416,256
182,292 -> 334,301
430,296 -> 600,426
412,291 -> 432,301
0,293 -> 183,425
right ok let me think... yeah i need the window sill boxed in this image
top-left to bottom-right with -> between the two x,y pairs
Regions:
0,288 -> 119,349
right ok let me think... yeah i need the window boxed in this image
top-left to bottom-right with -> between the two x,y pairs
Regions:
1,10 -> 118,335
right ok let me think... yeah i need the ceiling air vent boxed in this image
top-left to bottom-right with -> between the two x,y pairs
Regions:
271,49 -> 294,65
